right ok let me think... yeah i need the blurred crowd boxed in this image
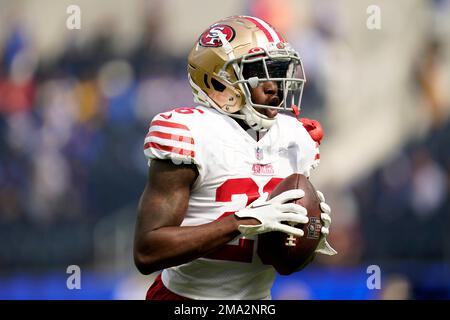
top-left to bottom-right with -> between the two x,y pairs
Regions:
324,36 -> 450,266
0,14 -> 193,225
352,120 -> 450,262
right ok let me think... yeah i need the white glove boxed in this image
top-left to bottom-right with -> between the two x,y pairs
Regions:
235,189 -> 309,237
315,190 -> 338,256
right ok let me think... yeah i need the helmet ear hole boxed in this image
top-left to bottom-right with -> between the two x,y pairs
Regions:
203,74 -> 211,89
211,78 -> 226,92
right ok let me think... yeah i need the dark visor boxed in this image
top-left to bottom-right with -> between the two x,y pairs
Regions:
242,60 -> 291,80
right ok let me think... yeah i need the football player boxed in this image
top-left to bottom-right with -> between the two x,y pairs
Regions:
134,15 -> 336,300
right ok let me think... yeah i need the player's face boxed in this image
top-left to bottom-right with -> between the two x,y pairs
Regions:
250,81 -> 279,118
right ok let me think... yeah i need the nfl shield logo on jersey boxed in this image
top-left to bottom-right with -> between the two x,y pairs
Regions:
255,147 -> 263,160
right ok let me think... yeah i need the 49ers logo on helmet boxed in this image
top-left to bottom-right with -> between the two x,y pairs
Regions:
199,24 -> 236,47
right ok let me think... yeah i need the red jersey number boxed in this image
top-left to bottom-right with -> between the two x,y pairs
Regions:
205,177 -> 283,263
160,107 -> 204,119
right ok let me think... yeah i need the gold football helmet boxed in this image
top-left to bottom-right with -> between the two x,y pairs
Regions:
188,15 -> 306,131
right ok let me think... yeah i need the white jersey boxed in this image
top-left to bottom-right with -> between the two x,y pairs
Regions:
143,106 -> 320,299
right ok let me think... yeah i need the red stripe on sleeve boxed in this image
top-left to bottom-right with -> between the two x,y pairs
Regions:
144,142 -> 195,158
150,120 -> 189,130
147,131 -> 194,144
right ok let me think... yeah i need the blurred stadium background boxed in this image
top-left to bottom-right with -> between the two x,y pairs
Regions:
0,0 -> 449,299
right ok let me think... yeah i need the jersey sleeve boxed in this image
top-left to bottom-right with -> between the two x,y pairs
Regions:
143,112 -> 201,168
304,139 -> 320,174
295,117 -> 321,176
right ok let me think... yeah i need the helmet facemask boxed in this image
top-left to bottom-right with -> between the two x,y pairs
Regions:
220,46 -> 306,130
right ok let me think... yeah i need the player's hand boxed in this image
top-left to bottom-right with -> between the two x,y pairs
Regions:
315,190 -> 338,256
234,189 -> 308,237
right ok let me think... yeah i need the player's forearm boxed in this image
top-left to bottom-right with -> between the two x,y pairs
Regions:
134,214 -> 256,275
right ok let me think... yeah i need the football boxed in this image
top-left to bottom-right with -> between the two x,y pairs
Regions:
257,173 -> 323,275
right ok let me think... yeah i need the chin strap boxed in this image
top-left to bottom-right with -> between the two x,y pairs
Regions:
190,72 -> 277,132
291,104 -> 300,117
240,105 -> 276,131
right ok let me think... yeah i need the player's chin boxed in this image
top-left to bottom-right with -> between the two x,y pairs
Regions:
255,107 -> 278,118
265,108 -> 278,118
